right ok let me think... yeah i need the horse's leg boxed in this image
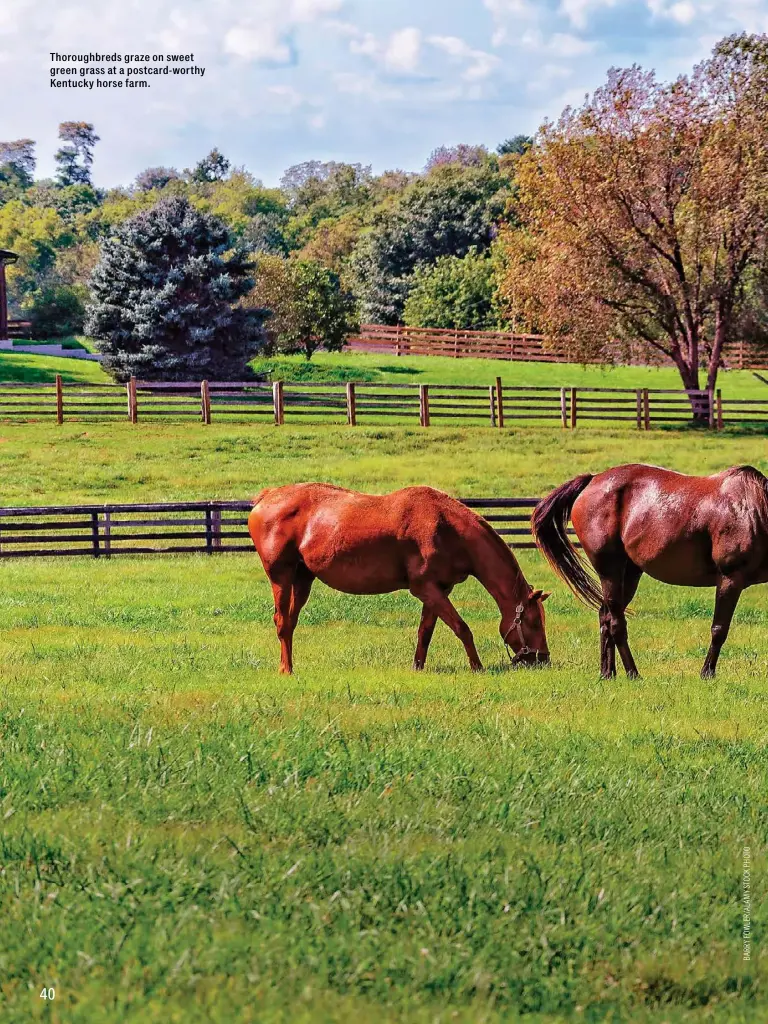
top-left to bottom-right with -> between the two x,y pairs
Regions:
616,562 -> 643,679
599,603 -> 615,679
413,606 -> 438,671
411,582 -> 482,671
600,572 -> 639,680
701,575 -> 743,679
269,573 -> 295,675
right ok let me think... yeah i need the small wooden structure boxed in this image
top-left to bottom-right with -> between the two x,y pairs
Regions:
0,248 -> 19,340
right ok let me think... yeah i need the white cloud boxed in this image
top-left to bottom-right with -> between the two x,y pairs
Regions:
559,0 -> 618,30
348,26 -> 423,74
384,27 -> 422,73
429,35 -> 501,81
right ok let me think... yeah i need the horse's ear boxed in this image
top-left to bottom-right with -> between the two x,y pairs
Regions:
529,589 -> 551,603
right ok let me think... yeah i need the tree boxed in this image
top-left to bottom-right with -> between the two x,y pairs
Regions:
352,162 -> 509,324
85,196 -> 268,380
424,145 -> 490,171
497,135 -> 532,157
403,249 -> 504,330
55,122 -> 100,186
189,149 -> 230,183
499,34 -> 768,411
0,139 -> 36,184
135,166 -> 180,192
25,284 -> 86,339
252,256 -> 359,360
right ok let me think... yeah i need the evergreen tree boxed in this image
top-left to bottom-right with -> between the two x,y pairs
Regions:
55,123 -> 99,186
85,196 -> 268,380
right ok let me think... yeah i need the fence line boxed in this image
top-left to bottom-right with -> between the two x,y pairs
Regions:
0,376 -> 755,429
0,497 -> 554,560
349,324 -> 768,370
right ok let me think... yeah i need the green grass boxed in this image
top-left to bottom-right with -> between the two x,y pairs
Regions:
0,552 -> 765,1022
11,336 -> 87,351
0,420 -> 765,1021
5,345 -> 768,401
0,419 -> 767,507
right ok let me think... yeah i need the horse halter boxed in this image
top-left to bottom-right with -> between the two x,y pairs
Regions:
502,602 -> 546,665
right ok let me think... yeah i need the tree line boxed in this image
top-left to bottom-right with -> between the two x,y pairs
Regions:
0,33 -> 766,394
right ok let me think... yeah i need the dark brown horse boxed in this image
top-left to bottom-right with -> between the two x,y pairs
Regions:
248,483 -> 550,674
532,464 -> 768,679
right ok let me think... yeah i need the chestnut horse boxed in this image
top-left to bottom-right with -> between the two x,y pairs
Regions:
248,483 -> 550,674
532,463 -> 768,679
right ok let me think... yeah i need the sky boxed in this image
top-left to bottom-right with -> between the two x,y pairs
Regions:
2,0 -> 767,189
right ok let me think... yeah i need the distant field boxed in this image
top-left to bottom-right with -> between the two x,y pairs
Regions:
3,344 -> 768,399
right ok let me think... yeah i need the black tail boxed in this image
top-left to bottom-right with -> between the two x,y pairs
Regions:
531,474 -> 603,608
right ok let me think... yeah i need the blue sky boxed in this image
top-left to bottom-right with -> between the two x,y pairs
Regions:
2,0 -> 767,187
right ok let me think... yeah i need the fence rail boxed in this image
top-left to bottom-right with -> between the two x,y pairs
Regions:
349,323 -> 768,370
0,497 -> 556,560
0,376 -> 756,429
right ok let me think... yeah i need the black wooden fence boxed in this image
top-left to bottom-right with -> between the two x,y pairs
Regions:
0,498 -> 553,559
0,377 -> 755,429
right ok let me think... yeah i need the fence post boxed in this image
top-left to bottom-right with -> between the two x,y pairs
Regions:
739,339 -> 745,371
570,387 -> 577,429
643,388 -> 650,431
205,507 -> 214,555
495,377 -> 505,429
489,386 -> 496,427
91,512 -> 100,559
716,388 -> 723,431
346,382 -> 357,426
127,376 -> 138,423
635,389 -> 643,431
273,381 -> 284,426
396,324 -> 402,358
419,384 -> 430,427
55,374 -> 63,425
211,507 -> 222,550
708,388 -> 715,430
102,510 -> 111,559
201,380 -> 211,425
560,388 -> 568,429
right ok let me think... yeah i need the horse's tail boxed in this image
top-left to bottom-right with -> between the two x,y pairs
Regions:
531,474 -> 603,608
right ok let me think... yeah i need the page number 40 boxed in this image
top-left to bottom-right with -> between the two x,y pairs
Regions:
40,987 -> 55,1000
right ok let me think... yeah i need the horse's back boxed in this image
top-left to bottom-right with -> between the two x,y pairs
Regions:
572,464 -> 768,586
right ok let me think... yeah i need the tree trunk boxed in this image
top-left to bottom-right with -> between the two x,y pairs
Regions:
667,329 -> 708,422
706,304 -> 731,396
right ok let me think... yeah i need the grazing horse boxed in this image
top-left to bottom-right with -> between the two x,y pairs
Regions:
532,464 -> 768,679
248,483 -> 550,674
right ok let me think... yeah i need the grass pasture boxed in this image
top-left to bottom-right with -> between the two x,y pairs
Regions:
0,401 -> 766,1019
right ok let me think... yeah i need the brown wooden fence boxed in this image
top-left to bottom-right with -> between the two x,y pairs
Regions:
0,376 -> 756,429
348,324 -> 768,370
0,497 -> 553,559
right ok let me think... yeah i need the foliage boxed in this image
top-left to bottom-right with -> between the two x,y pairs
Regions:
352,163 -> 510,324
0,139 -> 36,204
134,166 -> 181,191
252,255 -> 359,360
424,144 -> 491,170
189,148 -> 231,183
24,283 -> 86,339
54,122 -> 100,186
496,135 -> 532,156
498,33 -> 768,401
85,196 -> 268,380
403,248 -> 504,330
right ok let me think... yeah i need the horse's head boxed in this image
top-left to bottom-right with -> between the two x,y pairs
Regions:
501,589 -> 551,666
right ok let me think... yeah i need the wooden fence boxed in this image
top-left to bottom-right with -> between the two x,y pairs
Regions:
0,376 -> 757,429
0,497 -> 549,559
349,324 -> 768,371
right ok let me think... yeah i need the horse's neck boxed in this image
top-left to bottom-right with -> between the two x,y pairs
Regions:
472,532 -> 530,615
